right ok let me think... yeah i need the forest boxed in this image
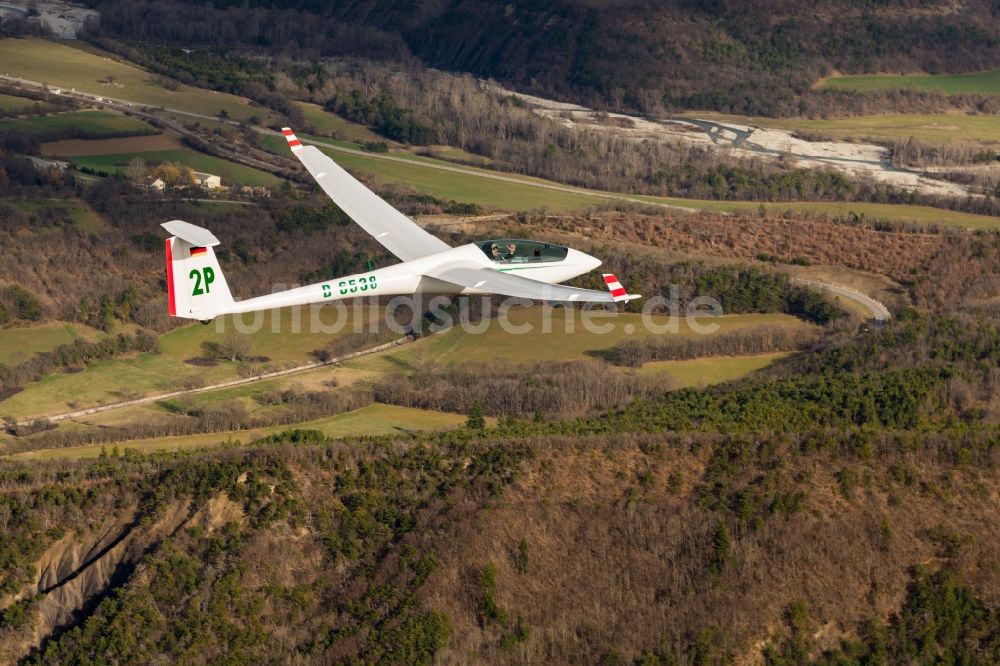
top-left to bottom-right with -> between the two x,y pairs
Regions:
80,0 -> 1000,116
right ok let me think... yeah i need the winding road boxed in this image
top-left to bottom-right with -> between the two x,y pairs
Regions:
791,278 -> 891,323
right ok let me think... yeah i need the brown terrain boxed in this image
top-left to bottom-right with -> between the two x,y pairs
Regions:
40,133 -> 179,156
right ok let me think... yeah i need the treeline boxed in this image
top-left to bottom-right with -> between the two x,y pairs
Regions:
891,136 -> 998,168
375,360 -> 662,419
326,90 -> 434,145
0,98 -> 71,121
8,388 -> 370,451
786,310 -> 1000,383
377,312 -> 992,431
799,86 -> 1000,118
0,13 -> 51,39
607,325 -> 817,368
568,256 -> 846,325
0,286 -> 43,327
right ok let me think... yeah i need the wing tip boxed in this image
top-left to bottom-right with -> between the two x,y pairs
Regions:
281,127 -> 303,152
602,273 -> 640,303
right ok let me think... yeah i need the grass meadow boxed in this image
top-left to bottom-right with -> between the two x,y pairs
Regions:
822,69 -> 1000,95
0,38 -> 268,120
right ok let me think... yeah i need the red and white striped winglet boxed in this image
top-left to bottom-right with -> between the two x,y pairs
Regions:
281,127 -> 303,153
602,273 -> 629,302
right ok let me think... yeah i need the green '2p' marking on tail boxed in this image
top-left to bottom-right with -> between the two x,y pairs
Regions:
190,267 -> 216,296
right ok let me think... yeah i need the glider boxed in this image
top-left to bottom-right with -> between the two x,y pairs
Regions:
162,128 -> 640,321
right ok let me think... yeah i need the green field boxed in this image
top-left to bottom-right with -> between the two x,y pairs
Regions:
822,69 -> 1000,95
6,403 -> 467,460
638,351 -> 792,387
0,109 -> 151,135
0,307 -> 379,420
697,111 -> 1000,146
67,147 -> 281,186
159,308 -> 393,363
0,38 -> 268,121
0,322 -> 104,365
353,310 -> 807,373
0,92 -> 40,112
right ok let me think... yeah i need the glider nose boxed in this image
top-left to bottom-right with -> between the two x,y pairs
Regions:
569,248 -> 602,271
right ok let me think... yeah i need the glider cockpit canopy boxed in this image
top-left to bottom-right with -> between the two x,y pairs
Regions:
479,239 -> 569,264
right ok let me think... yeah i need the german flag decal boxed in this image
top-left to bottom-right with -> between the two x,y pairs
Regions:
190,247 -> 207,257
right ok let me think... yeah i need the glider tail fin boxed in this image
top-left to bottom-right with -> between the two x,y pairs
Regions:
162,220 -> 234,321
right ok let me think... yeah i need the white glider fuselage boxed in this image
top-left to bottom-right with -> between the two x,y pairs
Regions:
214,244 -> 602,317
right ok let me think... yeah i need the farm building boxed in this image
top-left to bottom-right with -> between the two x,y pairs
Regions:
239,185 -> 271,198
193,172 -> 222,189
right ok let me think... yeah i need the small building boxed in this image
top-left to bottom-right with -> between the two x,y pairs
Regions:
148,178 -> 166,191
193,172 -> 222,189
239,185 -> 272,198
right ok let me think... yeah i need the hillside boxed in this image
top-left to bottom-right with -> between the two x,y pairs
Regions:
1,336 -> 998,663
2,7 -> 1000,662
84,0 -> 1000,115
